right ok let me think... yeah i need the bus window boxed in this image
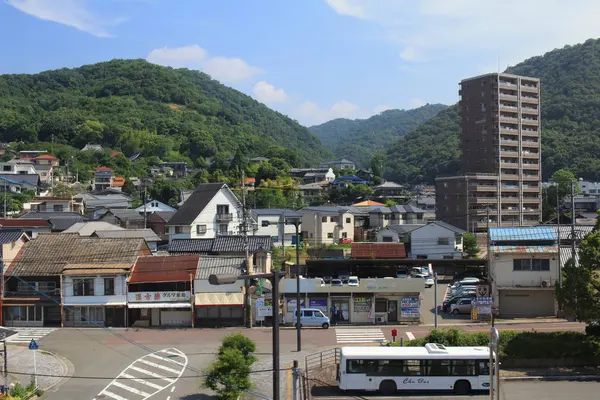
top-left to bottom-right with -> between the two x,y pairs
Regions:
404,360 -> 422,376
424,359 -> 451,376
478,360 -> 490,375
451,360 -> 476,376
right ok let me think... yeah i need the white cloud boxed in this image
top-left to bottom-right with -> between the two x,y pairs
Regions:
146,45 -> 207,69
6,0 -> 114,37
409,98 -> 426,108
373,104 -> 393,114
294,100 -> 361,125
204,57 -> 263,83
325,0 -> 600,66
146,45 -> 262,83
252,81 -> 288,104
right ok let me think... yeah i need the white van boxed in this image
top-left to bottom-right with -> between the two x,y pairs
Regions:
293,308 -> 330,329
450,278 -> 480,289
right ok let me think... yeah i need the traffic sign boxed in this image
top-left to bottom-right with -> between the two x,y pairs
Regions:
28,339 -> 38,350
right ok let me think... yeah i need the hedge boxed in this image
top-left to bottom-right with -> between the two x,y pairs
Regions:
393,328 -> 600,361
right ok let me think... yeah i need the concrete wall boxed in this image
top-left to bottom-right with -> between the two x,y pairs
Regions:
492,252 -> 558,288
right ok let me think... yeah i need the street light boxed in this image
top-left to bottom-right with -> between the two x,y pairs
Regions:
285,216 -> 302,352
209,270 -> 286,400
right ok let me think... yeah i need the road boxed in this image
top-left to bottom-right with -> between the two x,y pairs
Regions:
311,381 -> 600,399
27,319 -> 585,399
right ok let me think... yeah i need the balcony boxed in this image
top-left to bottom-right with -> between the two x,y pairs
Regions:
522,163 -> 539,170
522,152 -> 540,158
522,175 -> 540,181
473,197 -> 497,204
500,151 -> 519,158
522,186 -> 540,192
501,207 -> 520,214
501,138 -> 518,145
522,141 -> 540,149
501,185 -> 519,191
522,197 -> 541,203
498,80 -> 517,88
499,102 -> 517,110
499,92 -> 518,101
520,84 -> 539,93
216,213 -> 234,222
521,106 -> 538,115
521,118 -> 539,126
471,208 -> 498,215
521,96 -> 539,105
523,208 -> 541,214
498,115 -> 518,123
473,185 -> 497,192
500,197 -> 519,203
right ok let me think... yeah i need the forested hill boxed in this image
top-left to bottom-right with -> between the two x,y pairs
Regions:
0,59 -> 331,165
385,38 -> 600,184
309,104 -> 447,167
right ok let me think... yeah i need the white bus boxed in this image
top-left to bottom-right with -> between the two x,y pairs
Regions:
337,343 -> 493,395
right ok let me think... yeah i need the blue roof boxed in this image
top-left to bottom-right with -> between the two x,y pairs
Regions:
489,227 -> 556,242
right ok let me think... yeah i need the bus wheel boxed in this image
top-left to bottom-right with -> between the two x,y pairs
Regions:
454,380 -> 471,395
379,380 -> 397,395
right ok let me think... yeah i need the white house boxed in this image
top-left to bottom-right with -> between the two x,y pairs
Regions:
167,183 -> 243,241
369,205 -> 426,229
251,209 -> 302,247
408,221 -> 465,259
489,226 -> 559,318
375,224 -> 424,243
0,159 -> 37,175
135,199 -> 176,214
299,206 -> 354,245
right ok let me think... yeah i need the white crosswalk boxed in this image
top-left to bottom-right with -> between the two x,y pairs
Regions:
335,328 -> 386,344
95,348 -> 187,400
5,327 -> 57,344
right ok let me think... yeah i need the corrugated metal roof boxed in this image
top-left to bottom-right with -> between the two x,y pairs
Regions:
489,227 -> 556,242
129,254 -> 200,283
195,256 -> 245,279
0,231 -> 27,244
490,245 -> 558,254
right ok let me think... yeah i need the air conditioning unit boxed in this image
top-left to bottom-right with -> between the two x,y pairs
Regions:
375,316 -> 385,324
541,280 -> 551,288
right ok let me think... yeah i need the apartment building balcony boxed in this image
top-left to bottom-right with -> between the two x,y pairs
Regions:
498,92 -> 518,101
472,184 -> 498,192
522,152 -> 540,159
498,115 -> 518,123
473,197 -> 497,204
523,208 -> 541,214
216,213 -> 234,222
522,196 -> 541,203
521,96 -> 539,105
521,106 -> 539,115
500,138 -> 518,145
500,150 -> 519,158
471,207 -> 498,215
498,102 -> 518,110
522,186 -> 540,192
500,172 -> 519,179
522,218 -> 541,226
521,130 -> 539,137
521,118 -> 539,127
496,80 -> 517,88
522,175 -> 540,181
501,207 -> 520,214
477,221 -> 498,229
520,83 -> 539,93
522,163 -> 539,170
501,184 -> 519,191
522,141 -> 540,149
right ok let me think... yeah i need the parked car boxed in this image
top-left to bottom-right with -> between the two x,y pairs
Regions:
423,275 -> 435,288
340,275 -> 350,284
293,308 -> 330,329
348,276 -> 359,286
412,272 -> 434,288
450,278 -> 480,289
323,276 -> 332,284
443,293 -> 476,312
451,285 -> 477,296
450,298 -> 473,315
331,278 -> 343,286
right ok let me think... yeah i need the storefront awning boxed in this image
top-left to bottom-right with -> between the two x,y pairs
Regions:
128,302 -> 191,309
195,292 -> 244,306
64,302 -> 126,306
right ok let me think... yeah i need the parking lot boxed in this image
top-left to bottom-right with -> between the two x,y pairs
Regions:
420,279 -> 472,325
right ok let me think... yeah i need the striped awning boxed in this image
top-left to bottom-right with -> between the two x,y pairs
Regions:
195,292 -> 244,306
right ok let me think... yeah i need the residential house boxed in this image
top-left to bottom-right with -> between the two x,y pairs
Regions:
146,211 -> 175,242
374,181 -> 404,197
0,218 -> 51,238
406,197 -> 436,222
82,144 -> 103,152
0,231 -> 30,289
298,206 -> 355,245
75,192 -> 133,217
332,175 -> 371,188
290,168 -> 335,183
127,255 -> 198,327
168,235 -> 272,274
351,200 -> 385,208
298,182 -> 329,203
356,169 -> 375,181
578,181 -> 600,196
161,161 -> 188,177
3,233 -> 149,327
31,154 -> 59,184
369,205 -> 425,229
0,176 -> 28,195
134,199 -> 176,215
19,211 -> 90,232
244,177 -> 256,189
194,256 -> 246,327
167,183 -> 243,241
251,209 -> 302,247
28,196 -> 83,213
320,159 -> 356,171
375,224 -> 424,243
489,226 -> 559,317
18,150 -> 47,160
0,174 -> 40,192
408,221 -> 465,259
0,159 -> 37,175
92,229 -> 161,252
98,209 -> 146,229
63,221 -> 125,236
93,167 -> 125,191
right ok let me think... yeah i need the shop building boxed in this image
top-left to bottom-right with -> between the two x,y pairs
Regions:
127,255 -> 199,327
280,277 -> 423,325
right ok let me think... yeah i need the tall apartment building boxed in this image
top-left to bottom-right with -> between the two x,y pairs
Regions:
436,73 -> 542,231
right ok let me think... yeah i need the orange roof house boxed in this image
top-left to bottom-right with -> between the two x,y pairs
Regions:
352,200 -> 385,207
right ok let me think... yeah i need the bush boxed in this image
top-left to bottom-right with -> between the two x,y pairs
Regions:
585,322 -> 600,337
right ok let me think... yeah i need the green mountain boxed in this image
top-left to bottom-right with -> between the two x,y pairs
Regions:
0,59 -> 332,166
385,38 -> 600,184
309,104 -> 447,168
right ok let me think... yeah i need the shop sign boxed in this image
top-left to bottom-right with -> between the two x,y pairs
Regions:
128,291 -> 191,302
400,296 -> 420,318
309,299 -> 328,312
471,297 -> 493,320
353,297 -> 372,313
286,299 -> 305,310
256,298 -> 272,318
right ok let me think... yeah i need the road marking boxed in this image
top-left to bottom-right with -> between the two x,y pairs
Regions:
96,348 -> 187,400
111,381 -> 151,397
335,328 -> 386,344
406,331 -> 415,340
119,373 -> 164,390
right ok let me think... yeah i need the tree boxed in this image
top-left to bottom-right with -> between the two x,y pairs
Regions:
462,233 -> 479,259
551,169 -> 580,200
371,153 -> 385,177
556,210 -> 600,322
203,334 -> 256,400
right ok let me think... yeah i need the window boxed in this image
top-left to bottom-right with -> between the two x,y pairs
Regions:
219,224 -> 228,234
5,306 -> 42,322
382,236 -> 393,242
271,236 -> 279,243
196,225 -> 207,234
423,360 -> 451,376
302,310 -> 313,317
513,258 -> 550,271
437,237 -> 450,245
216,205 -> 229,215
2,166 -> 11,172
104,278 -> 115,295
261,220 -> 270,227
451,360 -> 477,376
346,217 -> 351,223
331,216 -> 339,223
321,217 -> 327,223
327,233 -> 333,239
73,278 -> 94,296
174,226 -> 183,234
53,204 -> 64,212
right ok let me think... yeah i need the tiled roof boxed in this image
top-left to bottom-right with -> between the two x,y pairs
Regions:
489,227 -> 556,242
33,154 -> 57,160
384,224 -> 425,234
129,254 -> 200,283
195,256 -> 246,279
351,243 -> 407,259
6,233 -> 148,277
105,209 -> 144,221
95,166 -> 113,172
168,235 -> 273,254
352,200 -> 386,207
0,231 -> 27,244
78,193 -> 132,209
168,183 -> 229,225
375,181 -> 403,188
62,221 -> 124,236
20,211 -> 87,221
0,218 -> 49,227
48,218 -> 84,231
150,211 -> 176,222
62,263 -> 132,275
428,221 -> 466,234
93,229 -> 161,242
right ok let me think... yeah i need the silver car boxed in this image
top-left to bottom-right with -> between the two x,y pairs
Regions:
450,298 -> 473,315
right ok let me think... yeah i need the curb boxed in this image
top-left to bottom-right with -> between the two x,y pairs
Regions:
501,375 -> 600,382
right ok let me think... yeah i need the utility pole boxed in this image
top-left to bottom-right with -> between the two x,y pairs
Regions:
3,180 -> 6,218
241,171 -> 252,328
571,180 -> 577,267
556,185 -> 561,286
142,179 -> 148,229
1,332 -> 6,395
486,206 -> 491,281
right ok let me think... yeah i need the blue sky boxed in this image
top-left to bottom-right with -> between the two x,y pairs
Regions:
2,0 -> 600,126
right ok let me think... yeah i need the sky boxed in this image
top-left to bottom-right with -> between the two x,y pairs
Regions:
2,0 -> 600,127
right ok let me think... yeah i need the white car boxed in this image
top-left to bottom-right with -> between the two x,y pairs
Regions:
348,276 -> 359,286
413,273 -> 434,288
331,278 -> 343,286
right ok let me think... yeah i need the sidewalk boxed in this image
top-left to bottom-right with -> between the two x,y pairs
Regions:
7,345 -> 71,391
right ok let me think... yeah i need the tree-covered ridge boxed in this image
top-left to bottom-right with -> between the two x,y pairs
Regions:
309,104 -> 447,167
0,59 -> 332,166
385,38 -> 600,184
